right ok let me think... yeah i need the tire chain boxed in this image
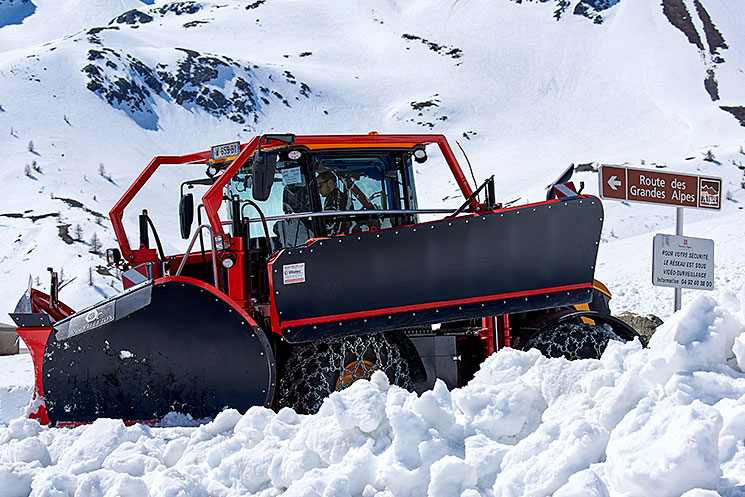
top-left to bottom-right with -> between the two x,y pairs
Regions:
278,333 -> 411,414
521,322 -> 624,360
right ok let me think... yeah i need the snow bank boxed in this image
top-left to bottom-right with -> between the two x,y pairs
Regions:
0,352 -> 34,425
1,292 -> 745,497
0,385 -> 33,426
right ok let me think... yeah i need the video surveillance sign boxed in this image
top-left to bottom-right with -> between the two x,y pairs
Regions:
652,234 -> 714,290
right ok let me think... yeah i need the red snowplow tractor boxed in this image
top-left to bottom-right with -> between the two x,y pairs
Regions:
11,134 -> 641,425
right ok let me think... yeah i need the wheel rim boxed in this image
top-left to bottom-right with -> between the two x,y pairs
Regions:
336,359 -> 379,390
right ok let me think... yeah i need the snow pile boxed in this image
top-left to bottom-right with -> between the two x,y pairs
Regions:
0,352 -> 33,425
1,291 -> 745,497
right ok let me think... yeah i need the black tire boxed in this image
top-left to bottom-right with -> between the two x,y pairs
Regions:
278,332 -> 411,414
516,322 -> 627,360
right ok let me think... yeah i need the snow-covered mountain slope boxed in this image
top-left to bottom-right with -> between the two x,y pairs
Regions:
0,0 -> 744,317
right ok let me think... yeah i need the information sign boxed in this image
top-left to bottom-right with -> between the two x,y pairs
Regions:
599,165 -> 721,210
652,234 -> 714,290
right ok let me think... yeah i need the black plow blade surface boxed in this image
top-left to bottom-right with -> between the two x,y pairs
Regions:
271,197 -> 604,342
44,278 -> 275,425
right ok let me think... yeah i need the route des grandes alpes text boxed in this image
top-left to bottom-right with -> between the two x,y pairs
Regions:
630,174 -> 696,204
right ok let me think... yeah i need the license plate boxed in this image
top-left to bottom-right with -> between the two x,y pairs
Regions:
211,141 -> 241,160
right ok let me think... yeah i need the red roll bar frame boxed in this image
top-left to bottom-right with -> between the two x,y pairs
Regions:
109,134 -> 480,264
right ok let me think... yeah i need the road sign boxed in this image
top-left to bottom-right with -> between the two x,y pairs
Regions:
599,165 -> 722,210
652,234 -> 714,290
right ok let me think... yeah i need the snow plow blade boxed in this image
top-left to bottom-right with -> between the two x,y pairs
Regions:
29,278 -> 275,425
271,196 -> 603,343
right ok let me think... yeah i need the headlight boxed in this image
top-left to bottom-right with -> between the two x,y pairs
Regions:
413,146 -> 427,163
220,252 -> 236,269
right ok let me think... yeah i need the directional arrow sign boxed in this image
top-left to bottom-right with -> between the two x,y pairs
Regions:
599,166 -> 626,200
598,165 -> 722,210
607,175 -> 622,191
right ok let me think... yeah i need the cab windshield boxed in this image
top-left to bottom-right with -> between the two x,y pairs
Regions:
226,148 -> 419,249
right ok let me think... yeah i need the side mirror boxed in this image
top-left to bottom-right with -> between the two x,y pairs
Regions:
252,151 -> 277,202
179,193 -> 194,239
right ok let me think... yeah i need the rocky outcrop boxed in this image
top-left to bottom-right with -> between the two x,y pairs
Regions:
401,34 -> 463,61
507,0 -> 619,23
573,0 -> 620,24
616,311 -> 664,342
693,0 -> 727,60
720,107 -> 745,127
111,10 -> 154,25
661,0 -> 705,50
82,45 -> 312,129
109,2 -> 204,26
660,0 -> 734,110
155,1 -> 203,16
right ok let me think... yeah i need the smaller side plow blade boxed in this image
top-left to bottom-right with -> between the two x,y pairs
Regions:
40,278 -> 275,425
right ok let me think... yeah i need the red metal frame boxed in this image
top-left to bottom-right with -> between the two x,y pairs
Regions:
15,327 -> 52,425
109,150 -> 216,263
104,135 -> 588,354
480,316 -> 497,357
223,236 -> 247,306
110,135 -> 480,265
29,288 -> 75,321
497,314 -> 512,348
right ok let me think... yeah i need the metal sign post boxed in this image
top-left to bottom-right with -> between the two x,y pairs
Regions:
675,207 -> 683,311
599,165 -> 721,314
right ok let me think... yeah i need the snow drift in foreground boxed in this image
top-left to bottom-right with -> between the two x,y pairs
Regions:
2,291 -> 745,497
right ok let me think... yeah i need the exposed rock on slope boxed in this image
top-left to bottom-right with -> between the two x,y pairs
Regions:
109,2 -> 205,26
659,0 -> 745,125
507,0 -> 620,23
82,44 -> 314,130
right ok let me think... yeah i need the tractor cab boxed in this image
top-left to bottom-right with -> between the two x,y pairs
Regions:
225,142 -> 422,252
215,138 -> 429,312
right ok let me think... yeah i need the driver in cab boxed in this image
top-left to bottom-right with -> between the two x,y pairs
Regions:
316,171 -> 353,236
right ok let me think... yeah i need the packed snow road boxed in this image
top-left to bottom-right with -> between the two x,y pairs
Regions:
1,291 -> 745,497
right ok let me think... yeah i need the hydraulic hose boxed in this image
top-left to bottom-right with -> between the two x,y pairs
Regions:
144,213 -> 166,263
140,210 -> 165,262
